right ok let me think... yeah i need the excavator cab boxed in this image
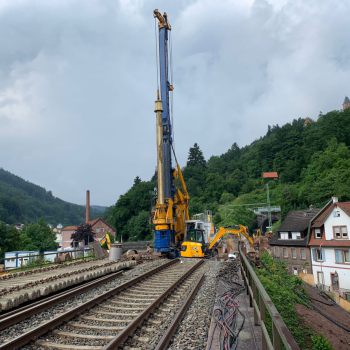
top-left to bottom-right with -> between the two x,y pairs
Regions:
180,221 -> 208,258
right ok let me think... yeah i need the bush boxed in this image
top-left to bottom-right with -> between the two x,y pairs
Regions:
311,335 -> 333,350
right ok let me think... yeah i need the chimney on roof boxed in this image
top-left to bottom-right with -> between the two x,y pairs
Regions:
332,196 -> 338,204
86,190 -> 90,223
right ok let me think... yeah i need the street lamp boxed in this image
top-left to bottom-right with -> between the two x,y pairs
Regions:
262,172 -> 279,234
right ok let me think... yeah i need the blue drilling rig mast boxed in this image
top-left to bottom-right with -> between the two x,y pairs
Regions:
152,9 -> 189,256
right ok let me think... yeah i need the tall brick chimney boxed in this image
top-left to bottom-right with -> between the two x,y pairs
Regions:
86,190 -> 90,223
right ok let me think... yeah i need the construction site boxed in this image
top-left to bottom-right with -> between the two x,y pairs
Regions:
0,6 -> 350,350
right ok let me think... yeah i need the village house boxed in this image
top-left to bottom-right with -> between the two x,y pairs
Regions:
269,208 -> 319,275
59,190 -> 116,249
309,197 -> 350,300
60,218 -> 116,249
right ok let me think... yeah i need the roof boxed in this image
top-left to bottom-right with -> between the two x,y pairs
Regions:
312,202 -> 350,227
278,209 -> 320,232
88,218 -> 116,233
62,225 -> 78,231
309,239 -> 350,247
62,218 -> 116,233
269,236 -> 308,247
262,172 -> 278,179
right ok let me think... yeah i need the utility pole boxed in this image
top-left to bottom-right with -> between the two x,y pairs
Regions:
262,172 -> 279,234
266,182 -> 272,232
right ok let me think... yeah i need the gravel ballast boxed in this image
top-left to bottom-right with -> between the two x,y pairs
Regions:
168,259 -> 222,350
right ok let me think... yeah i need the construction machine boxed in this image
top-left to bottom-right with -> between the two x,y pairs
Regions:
152,10 -> 190,257
181,224 -> 254,258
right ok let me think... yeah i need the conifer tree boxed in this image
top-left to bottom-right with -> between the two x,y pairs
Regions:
187,143 -> 206,168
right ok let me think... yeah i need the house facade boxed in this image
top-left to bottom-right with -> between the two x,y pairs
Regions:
269,209 -> 319,275
309,198 -> 350,298
60,218 -> 116,249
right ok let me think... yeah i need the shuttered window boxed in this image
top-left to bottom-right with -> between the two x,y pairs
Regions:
312,248 -> 324,261
335,249 -> 350,263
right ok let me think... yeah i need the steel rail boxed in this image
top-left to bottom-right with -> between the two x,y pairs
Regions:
103,260 -> 204,349
154,272 -> 205,350
0,259 -> 178,350
0,268 -> 128,330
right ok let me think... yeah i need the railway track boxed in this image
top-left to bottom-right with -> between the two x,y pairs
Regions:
0,259 -> 205,350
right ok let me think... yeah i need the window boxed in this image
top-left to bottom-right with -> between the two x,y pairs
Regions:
333,226 -> 348,239
333,210 -> 340,217
300,248 -> 306,260
280,232 -> 289,240
283,248 -> 288,258
335,249 -> 350,263
274,247 -> 279,258
292,232 -> 301,240
312,248 -> 324,261
314,228 -> 322,239
291,248 -> 296,259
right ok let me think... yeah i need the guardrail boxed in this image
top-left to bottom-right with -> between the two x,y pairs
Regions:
1,248 -> 94,271
239,246 -> 300,350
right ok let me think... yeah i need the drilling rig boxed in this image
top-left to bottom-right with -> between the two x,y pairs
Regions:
152,9 -> 189,257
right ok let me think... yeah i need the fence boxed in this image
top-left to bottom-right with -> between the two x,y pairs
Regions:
239,246 -> 300,350
1,248 -> 94,271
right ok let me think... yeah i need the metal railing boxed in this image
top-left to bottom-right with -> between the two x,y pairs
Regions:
1,248 -> 94,271
239,246 -> 300,350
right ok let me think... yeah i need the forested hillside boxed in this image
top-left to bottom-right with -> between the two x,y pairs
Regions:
0,169 -> 103,225
107,109 -> 350,241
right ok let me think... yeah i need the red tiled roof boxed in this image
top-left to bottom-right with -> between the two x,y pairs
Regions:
338,202 -> 350,217
309,239 -> 350,247
312,202 -> 350,227
62,225 -> 78,231
62,218 -> 116,234
88,218 -> 100,226
262,172 -> 278,179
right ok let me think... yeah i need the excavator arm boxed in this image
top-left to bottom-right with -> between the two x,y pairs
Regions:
208,225 -> 253,250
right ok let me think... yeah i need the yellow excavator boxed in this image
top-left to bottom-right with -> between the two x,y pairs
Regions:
180,224 -> 253,258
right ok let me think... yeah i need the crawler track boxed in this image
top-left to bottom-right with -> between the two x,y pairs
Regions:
0,259 -> 205,350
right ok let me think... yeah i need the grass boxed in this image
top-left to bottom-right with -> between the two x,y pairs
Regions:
255,252 -> 333,350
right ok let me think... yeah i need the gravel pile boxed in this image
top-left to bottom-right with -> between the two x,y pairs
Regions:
168,259 -> 222,350
0,258 -> 169,346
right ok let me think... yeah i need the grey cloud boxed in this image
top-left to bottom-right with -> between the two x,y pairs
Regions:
0,0 -> 349,205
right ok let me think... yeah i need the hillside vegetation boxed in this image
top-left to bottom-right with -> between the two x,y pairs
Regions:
0,169 -> 103,225
107,109 -> 350,241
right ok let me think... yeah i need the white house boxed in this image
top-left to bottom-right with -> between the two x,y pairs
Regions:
309,197 -> 350,300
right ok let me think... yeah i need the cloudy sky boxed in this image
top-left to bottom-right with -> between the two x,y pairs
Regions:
0,0 -> 349,206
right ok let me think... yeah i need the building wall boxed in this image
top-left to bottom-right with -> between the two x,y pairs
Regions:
61,230 -> 75,249
92,220 -> 116,240
324,206 -> 350,240
311,247 -> 350,291
271,246 -> 312,274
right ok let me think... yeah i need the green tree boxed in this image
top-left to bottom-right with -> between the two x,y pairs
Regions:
0,222 -> 22,259
124,210 -> 152,241
186,143 -> 206,168
299,139 -> 350,205
21,219 -> 58,252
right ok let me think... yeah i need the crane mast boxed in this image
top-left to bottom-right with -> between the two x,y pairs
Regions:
153,9 -> 189,256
